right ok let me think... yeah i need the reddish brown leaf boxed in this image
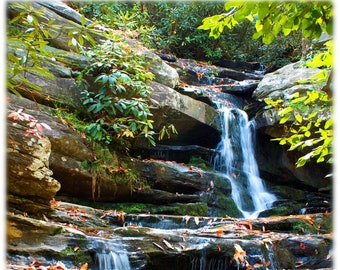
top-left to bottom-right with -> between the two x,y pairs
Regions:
299,242 -> 306,250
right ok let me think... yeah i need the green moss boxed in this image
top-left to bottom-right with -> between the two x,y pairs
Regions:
60,246 -> 91,266
188,156 -> 213,171
273,185 -> 306,200
210,192 -> 242,218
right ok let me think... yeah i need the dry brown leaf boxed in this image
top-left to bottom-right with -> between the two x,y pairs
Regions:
216,230 -> 224,237
79,262 -> 88,270
233,244 -> 247,263
162,239 -> 175,250
153,242 -> 165,251
74,246 -> 79,252
194,217 -> 199,226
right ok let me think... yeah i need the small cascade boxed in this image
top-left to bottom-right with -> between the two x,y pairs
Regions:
95,250 -> 131,270
89,238 -> 132,270
190,255 -> 230,270
214,104 -> 276,218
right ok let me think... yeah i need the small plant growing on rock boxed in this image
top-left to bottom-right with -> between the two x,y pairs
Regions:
8,108 -> 51,139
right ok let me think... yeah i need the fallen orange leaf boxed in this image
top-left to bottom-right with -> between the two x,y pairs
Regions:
216,229 -> 224,237
79,262 -> 88,270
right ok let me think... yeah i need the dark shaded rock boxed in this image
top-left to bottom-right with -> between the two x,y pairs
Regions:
144,81 -> 220,148
157,53 -> 177,62
217,68 -> 263,81
133,160 -> 212,194
221,80 -> 259,96
213,59 -> 264,73
130,144 -> 216,165
255,132 -> 332,190
173,59 -> 263,87
131,188 -> 201,204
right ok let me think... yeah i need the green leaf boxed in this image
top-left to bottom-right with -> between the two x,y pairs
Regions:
324,118 -> 333,129
279,107 -> 293,116
262,33 -> 274,45
279,115 -> 290,124
294,114 -> 303,123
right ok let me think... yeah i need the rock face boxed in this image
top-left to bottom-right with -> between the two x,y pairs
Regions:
147,81 -> 220,147
131,160 -> 240,217
7,104 -> 60,213
253,62 -> 325,101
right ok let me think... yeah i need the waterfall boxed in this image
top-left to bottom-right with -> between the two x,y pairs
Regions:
90,238 -> 132,270
214,104 -> 276,218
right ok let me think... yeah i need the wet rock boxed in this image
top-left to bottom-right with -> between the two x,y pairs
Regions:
7,201 -> 333,270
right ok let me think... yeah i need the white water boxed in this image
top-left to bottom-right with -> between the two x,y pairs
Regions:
91,239 -> 132,270
214,105 -> 276,218
95,250 -> 131,270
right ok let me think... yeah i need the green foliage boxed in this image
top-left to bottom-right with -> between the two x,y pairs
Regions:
198,1 -> 332,44
7,2 -> 55,95
80,33 -> 157,145
264,90 -> 332,167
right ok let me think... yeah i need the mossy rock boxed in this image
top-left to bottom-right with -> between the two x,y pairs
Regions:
147,202 -> 209,216
259,203 -> 305,217
273,185 -> 306,200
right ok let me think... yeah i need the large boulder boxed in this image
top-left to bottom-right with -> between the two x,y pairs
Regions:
146,81 -> 220,148
131,159 -> 241,217
7,106 -> 61,213
252,61 -> 326,101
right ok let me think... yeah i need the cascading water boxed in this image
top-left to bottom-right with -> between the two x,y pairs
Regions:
89,238 -> 132,270
214,104 -> 277,218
